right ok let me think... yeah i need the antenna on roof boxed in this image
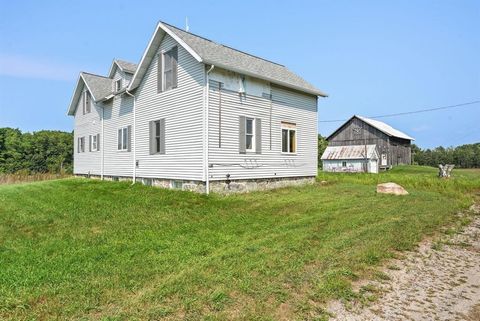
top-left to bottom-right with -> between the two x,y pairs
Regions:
185,16 -> 190,32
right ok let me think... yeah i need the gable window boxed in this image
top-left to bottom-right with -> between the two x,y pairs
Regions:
78,137 -> 85,153
83,91 -> 91,114
281,122 -> 296,154
115,79 -> 122,92
117,126 -> 130,151
149,119 -> 165,154
158,46 -> 178,93
245,118 -> 255,151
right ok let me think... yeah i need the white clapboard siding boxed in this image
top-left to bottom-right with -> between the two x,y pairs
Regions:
73,85 -> 102,175
207,75 -> 318,181
102,94 -> 134,177
134,34 -> 205,180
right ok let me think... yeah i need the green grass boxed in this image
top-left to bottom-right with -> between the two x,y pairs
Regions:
0,166 -> 479,320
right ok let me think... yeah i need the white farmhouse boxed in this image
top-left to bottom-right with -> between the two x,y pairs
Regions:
67,21 -> 327,193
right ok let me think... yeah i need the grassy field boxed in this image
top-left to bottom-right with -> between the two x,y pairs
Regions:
0,166 -> 479,320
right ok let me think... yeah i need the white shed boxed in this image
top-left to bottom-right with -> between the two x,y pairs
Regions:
321,145 -> 379,173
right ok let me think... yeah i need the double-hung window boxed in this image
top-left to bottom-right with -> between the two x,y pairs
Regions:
115,79 -> 122,92
78,137 -> 85,153
281,122 -> 297,154
245,117 -> 255,152
149,119 -> 165,154
117,127 -> 129,151
158,46 -> 178,92
89,134 -> 99,152
83,91 -> 91,114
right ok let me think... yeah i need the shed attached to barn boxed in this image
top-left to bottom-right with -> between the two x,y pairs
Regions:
321,144 -> 379,173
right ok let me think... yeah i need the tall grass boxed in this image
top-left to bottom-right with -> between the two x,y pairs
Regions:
0,172 -> 71,185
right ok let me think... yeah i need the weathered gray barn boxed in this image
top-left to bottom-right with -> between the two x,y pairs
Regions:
326,115 -> 414,170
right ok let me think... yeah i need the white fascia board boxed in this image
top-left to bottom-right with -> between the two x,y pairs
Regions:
128,21 -> 203,91
66,75 -> 84,116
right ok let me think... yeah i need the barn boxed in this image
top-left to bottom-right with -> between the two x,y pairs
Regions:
325,115 -> 414,170
321,144 -> 379,173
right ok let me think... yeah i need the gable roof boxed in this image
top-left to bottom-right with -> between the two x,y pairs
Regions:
356,116 -> 414,140
128,21 -> 327,97
327,115 -> 415,141
108,59 -> 138,78
321,144 -> 378,160
67,72 -> 113,115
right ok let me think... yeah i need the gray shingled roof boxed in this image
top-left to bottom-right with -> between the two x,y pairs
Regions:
81,72 -> 113,101
115,60 -> 137,74
162,23 -> 327,97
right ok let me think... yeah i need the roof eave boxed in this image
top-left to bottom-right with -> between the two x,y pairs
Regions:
203,60 -> 328,97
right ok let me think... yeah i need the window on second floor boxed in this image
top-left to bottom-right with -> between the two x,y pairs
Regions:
158,46 -> 178,93
115,79 -> 122,92
83,91 -> 91,114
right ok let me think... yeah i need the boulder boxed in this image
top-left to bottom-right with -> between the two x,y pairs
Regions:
376,182 -> 408,195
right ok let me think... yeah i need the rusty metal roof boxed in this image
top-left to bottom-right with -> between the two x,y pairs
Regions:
321,145 -> 378,160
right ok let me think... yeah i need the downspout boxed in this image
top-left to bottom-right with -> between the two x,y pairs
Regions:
125,90 -> 136,184
101,105 -> 104,180
205,64 -> 215,194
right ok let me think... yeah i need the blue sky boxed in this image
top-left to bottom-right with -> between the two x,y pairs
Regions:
0,0 -> 478,148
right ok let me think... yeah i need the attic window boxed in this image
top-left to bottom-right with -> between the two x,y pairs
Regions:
83,91 -> 91,114
158,46 -> 178,93
115,79 -> 122,92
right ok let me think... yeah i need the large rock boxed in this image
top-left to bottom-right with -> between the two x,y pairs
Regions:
376,182 -> 408,195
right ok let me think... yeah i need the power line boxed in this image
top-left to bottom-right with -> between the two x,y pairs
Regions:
319,100 -> 480,123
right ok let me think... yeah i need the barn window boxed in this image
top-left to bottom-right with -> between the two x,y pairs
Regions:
281,122 -> 296,154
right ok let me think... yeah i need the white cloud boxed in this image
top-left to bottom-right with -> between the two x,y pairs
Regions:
0,54 -> 78,81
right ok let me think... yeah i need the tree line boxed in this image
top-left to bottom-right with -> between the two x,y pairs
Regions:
0,128 -> 73,174
0,128 -> 478,175
412,143 -> 480,168
318,135 -> 479,168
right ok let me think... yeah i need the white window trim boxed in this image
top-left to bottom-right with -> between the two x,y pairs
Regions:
115,79 -> 122,92
79,136 -> 85,153
281,124 -> 297,155
91,134 -> 98,152
117,127 -> 128,151
161,47 -> 177,92
83,91 -> 90,114
245,117 -> 255,152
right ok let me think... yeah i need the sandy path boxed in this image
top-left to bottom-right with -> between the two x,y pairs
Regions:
328,205 -> 480,321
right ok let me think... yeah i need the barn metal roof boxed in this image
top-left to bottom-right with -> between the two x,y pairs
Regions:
321,145 -> 378,160
356,116 -> 414,141
128,21 -> 327,97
